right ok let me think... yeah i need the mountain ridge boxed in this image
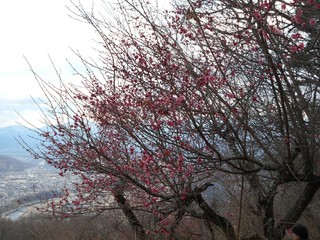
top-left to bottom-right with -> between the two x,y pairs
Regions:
0,154 -> 35,171
0,125 -> 42,163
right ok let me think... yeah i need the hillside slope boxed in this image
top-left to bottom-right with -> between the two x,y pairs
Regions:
0,155 -> 34,171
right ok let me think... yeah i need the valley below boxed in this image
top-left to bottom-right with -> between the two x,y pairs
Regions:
0,164 -> 68,220
0,125 -> 69,220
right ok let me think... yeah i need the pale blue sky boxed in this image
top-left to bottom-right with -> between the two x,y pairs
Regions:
0,0 -> 97,128
0,0 -> 171,128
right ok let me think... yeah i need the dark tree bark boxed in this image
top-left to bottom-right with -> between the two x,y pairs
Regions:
113,190 -> 146,240
194,194 -> 237,240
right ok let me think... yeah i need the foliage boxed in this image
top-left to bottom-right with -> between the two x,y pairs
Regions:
0,214 -> 134,240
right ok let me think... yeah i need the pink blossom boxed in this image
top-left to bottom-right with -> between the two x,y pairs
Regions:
307,0 -> 315,4
270,25 -> 282,35
309,18 -> 316,26
130,146 -> 135,154
167,120 -> 175,127
179,27 -> 187,34
226,93 -> 236,98
298,42 -> 304,50
290,45 -> 299,52
151,120 -> 162,130
296,9 -> 303,16
291,33 -> 301,39
292,15 -> 302,24
252,96 -> 258,102
260,2 -> 270,10
253,10 -> 262,21
176,95 -> 185,105
180,193 -> 187,200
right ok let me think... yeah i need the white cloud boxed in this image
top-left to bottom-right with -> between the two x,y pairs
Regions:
0,98 -> 45,127
0,0 -> 173,128
0,0 -> 98,128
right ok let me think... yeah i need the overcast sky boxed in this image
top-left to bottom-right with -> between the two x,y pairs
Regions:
0,0 -> 171,129
0,0 -> 98,128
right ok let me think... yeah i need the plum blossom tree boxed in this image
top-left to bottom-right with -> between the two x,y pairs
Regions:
26,0 -> 320,239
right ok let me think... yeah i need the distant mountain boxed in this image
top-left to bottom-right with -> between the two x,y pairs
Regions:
0,125 -> 43,163
0,125 -> 38,148
0,155 -> 34,171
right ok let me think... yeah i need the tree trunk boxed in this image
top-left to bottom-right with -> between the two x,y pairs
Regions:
195,194 -> 237,240
113,191 -> 146,240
